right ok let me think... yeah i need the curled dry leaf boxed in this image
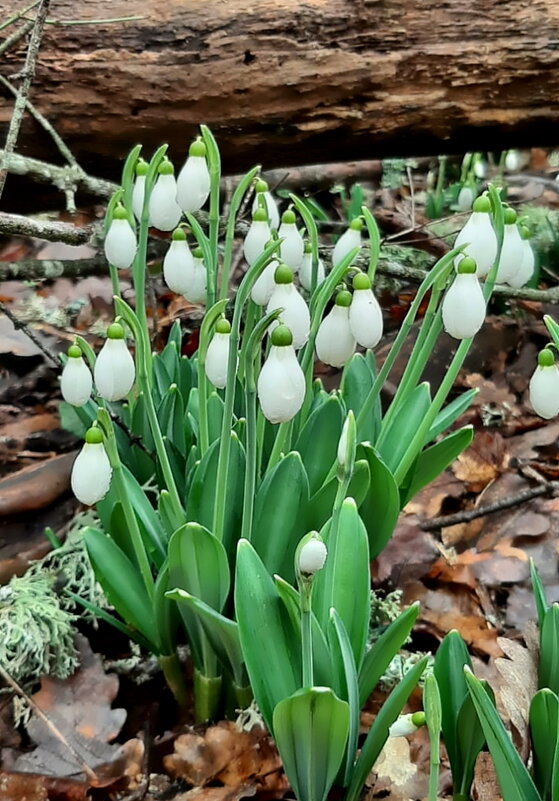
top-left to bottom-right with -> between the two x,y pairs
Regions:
493,634 -> 538,761
452,431 -> 509,493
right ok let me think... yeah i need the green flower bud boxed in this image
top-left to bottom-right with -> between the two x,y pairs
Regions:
255,179 -> 269,193
135,158 -> 148,177
158,157 -> 175,176
85,426 -> 103,445
349,217 -> 363,231
189,137 -> 207,158
107,322 -> 125,340
112,203 -> 128,221
67,344 -> 82,359
281,209 -> 296,225
193,247 -> 204,259
252,207 -> 269,223
352,272 -> 371,290
457,256 -> 477,275
520,225 -> 531,241
504,207 -> 517,225
271,324 -> 293,347
335,289 -> 353,308
172,227 -> 187,241
538,348 -> 555,367
274,263 -> 293,284
472,195 -> 491,213
215,317 -> 231,334
303,240 -> 313,254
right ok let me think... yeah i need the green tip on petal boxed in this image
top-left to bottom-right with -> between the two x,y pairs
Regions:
193,247 -> 204,259
271,324 -> 293,347
274,263 -> 293,284
158,157 -> 174,175
67,344 -> 82,359
107,322 -> 125,340
411,711 -> 426,728
303,241 -> 312,254
352,271 -> 371,290
172,227 -> 187,241
538,348 -> 555,367
189,137 -> 206,158
504,207 -> 517,225
335,289 -> 352,308
281,209 -> 296,225
255,179 -> 268,193
112,204 -> 128,221
349,217 -> 363,231
215,317 -> 231,334
85,426 -> 104,445
135,158 -> 148,176
252,207 -> 268,223
520,225 -> 531,240
457,256 -> 477,274
472,195 -> 491,213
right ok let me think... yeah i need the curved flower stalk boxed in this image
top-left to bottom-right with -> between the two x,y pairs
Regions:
257,324 -> 306,423
149,157 -> 182,231
507,225 -> 535,289
186,247 -> 208,304
252,178 -> 280,230
94,322 -> 136,401
205,317 -> 232,389
60,344 -> 93,407
244,207 -> 271,266
176,136 -> 211,213
332,217 -> 362,268
163,227 -> 195,296
496,207 -> 523,284
454,194 -> 497,278
316,289 -> 356,368
529,349 -> 559,419
299,241 -> 325,291
266,264 -> 310,349
71,426 -> 112,506
442,257 -> 486,340
278,209 -> 304,271
104,203 -> 137,269
131,158 -> 148,220
349,272 -> 383,349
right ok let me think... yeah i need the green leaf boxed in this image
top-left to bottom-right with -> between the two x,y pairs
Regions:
423,674 -> 442,801
160,339 -> 180,382
207,391 -> 225,446
67,591 -> 152,650
539,604 -> 559,694
157,385 -> 187,456
295,395 -> 344,494
454,685 -> 491,798
235,539 -> 301,732
465,669 -> 541,801
427,389 -> 477,442
153,561 -> 179,655
340,353 -> 380,444
531,559 -> 549,630
152,354 -> 174,405
433,630 -> 471,785
357,444 -> 400,559
328,610 -> 360,787
272,687 -> 350,801
377,383 -> 431,474
306,460 -> 370,534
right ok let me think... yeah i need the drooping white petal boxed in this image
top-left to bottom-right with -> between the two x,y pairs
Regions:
257,345 -> 306,423
252,191 -> 280,230
315,305 -> 356,368
529,365 -> 559,419
149,173 -> 182,231
132,175 -> 146,221
507,239 -> 535,289
266,283 -> 310,349
442,273 -> 486,340
251,260 -> 278,306
457,186 -> 474,212
349,289 -> 383,349
278,223 -> 304,271
389,714 -> 421,738
205,332 -> 231,389
332,228 -> 361,267
61,356 -> 93,407
176,155 -> 211,213
454,213 -> 498,278
163,239 -> 195,295
244,220 -> 271,266
185,257 -> 207,304
496,224 -> 523,284
104,218 -> 137,269
299,252 -> 325,291
71,442 -> 112,505
298,539 -> 327,575
94,338 -> 136,401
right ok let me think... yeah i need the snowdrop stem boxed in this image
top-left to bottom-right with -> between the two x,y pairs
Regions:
289,193 -> 320,294
267,420 -> 292,471
300,580 -> 314,688
544,315 -> 559,349
74,334 -> 96,370
220,165 -> 261,300
198,299 -> 229,456
237,301 -> 260,383
361,206 -> 381,282
482,184 -> 505,299
201,125 -> 221,307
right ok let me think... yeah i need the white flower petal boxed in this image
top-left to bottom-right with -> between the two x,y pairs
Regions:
454,212 -> 498,278
176,155 -> 211,213
184,258 -> 207,304
266,284 -> 310,350
349,289 -> 383,349
497,224 -> 523,284
163,239 -> 195,295
332,228 -> 361,267
507,239 -> 535,289
389,714 -> 420,738
132,175 -> 146,220
298,539 -> 327,575
529,365 -> 559,419
251,260 -> 278,306
315,305 -> 356,368
104,218 -> 137,269
61,356 -> 93,407
442,273 -> 486,340
252,191 -> 280,230
94,338 -> 136,401
71,442 -> 112,505
278,223 -> 304,271
257,345 -> 306,423
149,173 -> 182,231
299,252 -> 325,291
244,219 -> 271,266
205,332 -> 231,389
457,186 -> 474,212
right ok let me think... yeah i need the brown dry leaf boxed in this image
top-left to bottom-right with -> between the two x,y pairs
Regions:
372,736 -> 423,801
452,431 -> 509,492
0,452 -> 76,516
0,316 -> 44,358
494,636 -> 538,761
404,471 -> 464,519
470,542 -> 530,588
473,752 -> 501,801
374,516 -> 440,584
0,771 -> 88,801
14,636 -> 143,789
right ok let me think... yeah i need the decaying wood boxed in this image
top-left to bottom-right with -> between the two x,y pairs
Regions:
1,0 -> 559,178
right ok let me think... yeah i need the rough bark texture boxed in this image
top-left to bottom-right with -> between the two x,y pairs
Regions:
2,0 -> 559,177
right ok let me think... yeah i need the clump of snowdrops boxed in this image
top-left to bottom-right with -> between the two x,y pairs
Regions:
60,127 -> 524,801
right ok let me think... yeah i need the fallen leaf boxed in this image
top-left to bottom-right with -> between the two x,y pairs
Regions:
452,431 -> 509,492
0,771 -> 88,801
375,516 -> 440,585
494,636 -> 538,761
473,752 -> 501,801
0,452 -> 76,515
372,736 -> 422,801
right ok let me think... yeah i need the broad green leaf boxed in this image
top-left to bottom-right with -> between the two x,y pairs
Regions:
160,339 -> 180,382
423,674 -> 442,801
130,393 -> 155,452
166,319 -> 183,350
305,460 -> 370,533
157,385 -> 186,456
340,353 -> 380,443
427,389 -> 477,442
207,391 -> 225,446
377,383 -> 431,474
540,605 -> 559,694
177,355 -> 194,401
153,562 -> 179,655
152,354 -> 174,404
68,590 -> 152,650
433,630 -> 471,785
272,687 -> 350,801
295,395 -> 344,494
328,610 -> 360,787
530,689 -> 559,801
357,444 -> 400,559
454,685 -> 491,798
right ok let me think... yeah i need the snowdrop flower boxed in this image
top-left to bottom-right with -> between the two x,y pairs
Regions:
505,149 -> 521,172
60,344 -> 93,407
71,426 -> 112,506
457,184 -> 475,212
529,349 -> 559,419
244,207 -> 271,266
442,257 -> 486,340
278,209 -> 304,271
299,241 -> 325,291
94,322 -> 135,401
473,156 -> 487,180
507,226 -> 535,289
149,157 -> 182,231
163,227 -> 195,295
251,253 -> 279,306
316,290 -> 356,368
266,263 -> 310,349
389,711 -> 426,738
104,203 -> 137,269
205,318 -> 231,389
349,272 -> 383,349
257,324 -> 306,423
131,158 -> 148,220
252,179 -> 280,230
332,218 -> 362,267
176,137 -> 211,213
337,410 -> 356,471
297,533 -> 328,577
497,208 -> 523,284
454,194 -> 497,278
185,247 -> 207,304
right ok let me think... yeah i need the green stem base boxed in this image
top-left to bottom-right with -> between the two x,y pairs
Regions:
194,669 -> 222,723
159,653 -> 188,708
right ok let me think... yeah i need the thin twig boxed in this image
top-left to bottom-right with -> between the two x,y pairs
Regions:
22,14 -> 144,25
0,210 -> 96,243
0,0 -> 40,31
0,299 -> 60,365
0,18 -> 34,57
0,0 -> 50,201
0,149 -> 116,198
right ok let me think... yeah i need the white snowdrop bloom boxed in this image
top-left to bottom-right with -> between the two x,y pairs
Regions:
457,185 -> 474,212
473,157 -> 487,180
337,410 -> 355,469
176,137 -> 211,213
60,344 -> 93,407
244,207 -> 271,266
185,248 -> 207,304
71,427 -> 112,506
349,272 -> 383,349
299,242 -> 325,291
252,179 -> 280,230
507,226 -> 535,289
266,264 -> 310,350
278,209 -> 304,271
94,323 -> 135,402
442,257 -> 486,340
132,158 -> 148,220
315,291 -> 356,368
257,325 -> 306,424
104,204 -> 137,269
332,218 -> 362,267
251,257 -> 279,306
497,208 -> 523,284
389,712 -> 426,738
454,195 -> 497,278
205,318 -> 232,389
505,150 -> 521,172
298,535 -> 327,576
163,228 -> 195,296
529,350 -> 559,419
149,157 -> 182,231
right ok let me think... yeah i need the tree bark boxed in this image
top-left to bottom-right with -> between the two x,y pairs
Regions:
1,0 -> 559,177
